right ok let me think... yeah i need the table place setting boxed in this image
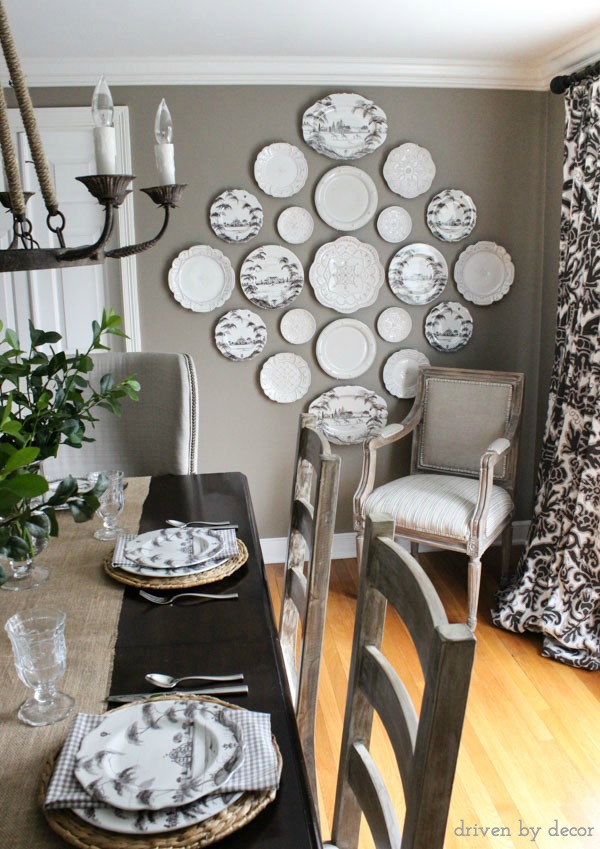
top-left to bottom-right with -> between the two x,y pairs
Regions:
41,695 -> 282,847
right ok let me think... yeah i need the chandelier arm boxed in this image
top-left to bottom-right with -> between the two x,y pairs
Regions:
59,202 -> 116,263
0,0 -> 59,214
0,81 -> 25,215
104,205 -> 171,259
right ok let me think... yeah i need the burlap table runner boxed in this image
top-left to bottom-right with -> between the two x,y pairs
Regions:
0,476 -> 150,849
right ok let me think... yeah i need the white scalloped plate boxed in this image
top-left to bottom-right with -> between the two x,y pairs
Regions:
309,236 -> 384,313
376,307 -> 413,343
376,206 -> 413,243
280,308 -> 317,344
168,245 -> 235,312
254,143 -> 308,198
382,349 -> 430,398
260,353 -> 311,403
277,207 -> 314,244
454,241 -> 515,304
383,143 -> 436,198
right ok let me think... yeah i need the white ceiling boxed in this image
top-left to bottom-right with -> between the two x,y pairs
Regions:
4,0 -> 600,90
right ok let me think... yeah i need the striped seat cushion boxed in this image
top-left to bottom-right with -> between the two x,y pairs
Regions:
363,474 -> 513,541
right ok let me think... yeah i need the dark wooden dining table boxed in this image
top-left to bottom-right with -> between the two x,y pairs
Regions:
108,472 -> 323,849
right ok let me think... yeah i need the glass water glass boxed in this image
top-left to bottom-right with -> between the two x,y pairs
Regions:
93,469 -> 125,541
5,607 -> 74,726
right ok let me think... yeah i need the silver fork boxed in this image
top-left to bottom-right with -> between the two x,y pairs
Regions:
139,589 -> 239,605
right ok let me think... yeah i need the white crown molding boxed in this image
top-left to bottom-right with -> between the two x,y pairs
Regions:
539,26 -> 600,83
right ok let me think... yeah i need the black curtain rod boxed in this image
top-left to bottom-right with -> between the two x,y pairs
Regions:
550,60 -> 600,94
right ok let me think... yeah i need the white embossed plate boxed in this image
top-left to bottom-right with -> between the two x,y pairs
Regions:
309,236 -> 384,313
302,92 -> 388,160
382,349 -> 430,398
209,189 -> 263,244
260,353 -> 311,403
424,301 -> 473,352
376,206 -> 413,243
316,319 -> 376,379
215,309 -> 267,361
315,165 -> 378,231
308,385 -> 388,446
280,308 -> 317,344
124,528 -> 222,569
376,307 -> 412,343
454,240 -> 515,304
388,242 -> 448,305
254,142 -> 308,198
383,143 -> 436,198
426,189 -> 477,242
240,245 -> 304,309
168,245 -> 235,312
277,206 -> 314,244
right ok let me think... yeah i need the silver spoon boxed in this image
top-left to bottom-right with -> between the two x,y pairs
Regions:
145,672 -> 244,689
166,518 -> 233,528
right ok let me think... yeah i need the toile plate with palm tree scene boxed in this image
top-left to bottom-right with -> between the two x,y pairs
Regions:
301,92 -> 388,160
240,245 -> 304,309
308,385 -> 388,445
209,189 -> 264,244
388,242 -> 448,305
214,309 -> 267,361
424,301 -> 474,352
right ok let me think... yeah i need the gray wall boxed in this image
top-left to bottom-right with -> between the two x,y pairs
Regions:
28,84 -> 564,537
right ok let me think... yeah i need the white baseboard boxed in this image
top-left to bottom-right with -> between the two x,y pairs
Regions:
260,521 -> 530,564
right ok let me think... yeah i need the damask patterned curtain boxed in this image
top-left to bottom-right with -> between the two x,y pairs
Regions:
492,77 -> 600,670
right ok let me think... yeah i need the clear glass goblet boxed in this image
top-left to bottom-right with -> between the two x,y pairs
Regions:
0,535 -> 49,591
5,607 -> 74,726
93,469 -> 125,541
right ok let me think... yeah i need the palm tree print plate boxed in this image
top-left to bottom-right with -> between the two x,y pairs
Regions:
424,301 -> 473,352
240,245 -> 304,309
308,385 -> 388,445
209,189 -> 263,243
215,309 -> 267,361
388,242 -> 448,305
302,92 -> 388,160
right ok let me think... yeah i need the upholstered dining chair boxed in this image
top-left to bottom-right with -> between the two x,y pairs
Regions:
43,351 -> 199,479
279,412 -> 341,812
353,366 -> 525,630
326,513 -> 476,849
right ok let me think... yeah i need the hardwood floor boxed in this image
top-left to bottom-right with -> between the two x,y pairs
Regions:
266,549 -> 600,849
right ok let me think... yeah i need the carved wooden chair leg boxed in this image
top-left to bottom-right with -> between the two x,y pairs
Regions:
500,523 -> 514,587
467,555 -> 482,631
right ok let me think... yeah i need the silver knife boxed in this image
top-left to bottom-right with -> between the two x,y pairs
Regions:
108,683 -> 249,703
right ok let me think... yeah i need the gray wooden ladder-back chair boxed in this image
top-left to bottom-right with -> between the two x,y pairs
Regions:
353,366 -> 524,629
43,351 -> 199,479
279,413 -> 341,813
325,513 -> 476,849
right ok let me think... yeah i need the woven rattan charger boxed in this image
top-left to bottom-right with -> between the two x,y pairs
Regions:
41,694 -> 282,849
103,539 -> 249,589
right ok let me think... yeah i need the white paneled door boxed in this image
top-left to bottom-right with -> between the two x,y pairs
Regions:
0,107 -> 140,352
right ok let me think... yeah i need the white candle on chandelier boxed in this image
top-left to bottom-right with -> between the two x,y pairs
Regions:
154,98 -> 175,185
91,75 -> 116,174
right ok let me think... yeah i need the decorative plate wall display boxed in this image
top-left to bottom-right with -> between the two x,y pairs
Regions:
382,349 -> 430,398
277,206 -> 314,244
376,307 -> 413,342
314,166 -> 378,231
301,92 -> 388,160
424,301 -> 473,352
316,318 -> 377,379
426,189 -> 477,242
454,240 -> 515,304
388,242 -> 448,305
214,309 -> 267,360
280,308 -> 317,344
376,206 -> 413,243
254,142 -> 308,197
308,385 -> 388,445
240,245 -> 304,309
383,143 -> 436,198
260,353 -> 311,403
209,189 -> 263,243
168,244 -> 235,312
309,235 -> 384,313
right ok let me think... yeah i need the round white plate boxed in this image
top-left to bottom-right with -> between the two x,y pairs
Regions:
240,245 -> 304,309
302,92 -> 388,160
454,240 -> 515,304
382,349 -> 430,398
75,699 -> 242,811
309,236 -> 384,313
424,301 -> 473,352
124,528 -> 222,569
277,206 -> 314,244
254,142 -> 308,197
215,309 -> 267,361
376,307 -> 412,343
308,386 -> 388,445
314,166 -> 378,231
388,242 -> 448,305
426,189 -> 477,242
209,189 -> 263,243
383,143 -> 436,198
376,206 -> 412,243
168,245 -> 235,312
280,308 -> 317,344
260,353 -> 311,403
316,318 -> 376,379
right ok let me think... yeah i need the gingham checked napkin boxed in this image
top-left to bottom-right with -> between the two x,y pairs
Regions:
45,704 -> 279,810
112,527 -> 238,572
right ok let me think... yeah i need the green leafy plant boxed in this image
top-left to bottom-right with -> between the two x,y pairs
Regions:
0,309 -> 140,573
